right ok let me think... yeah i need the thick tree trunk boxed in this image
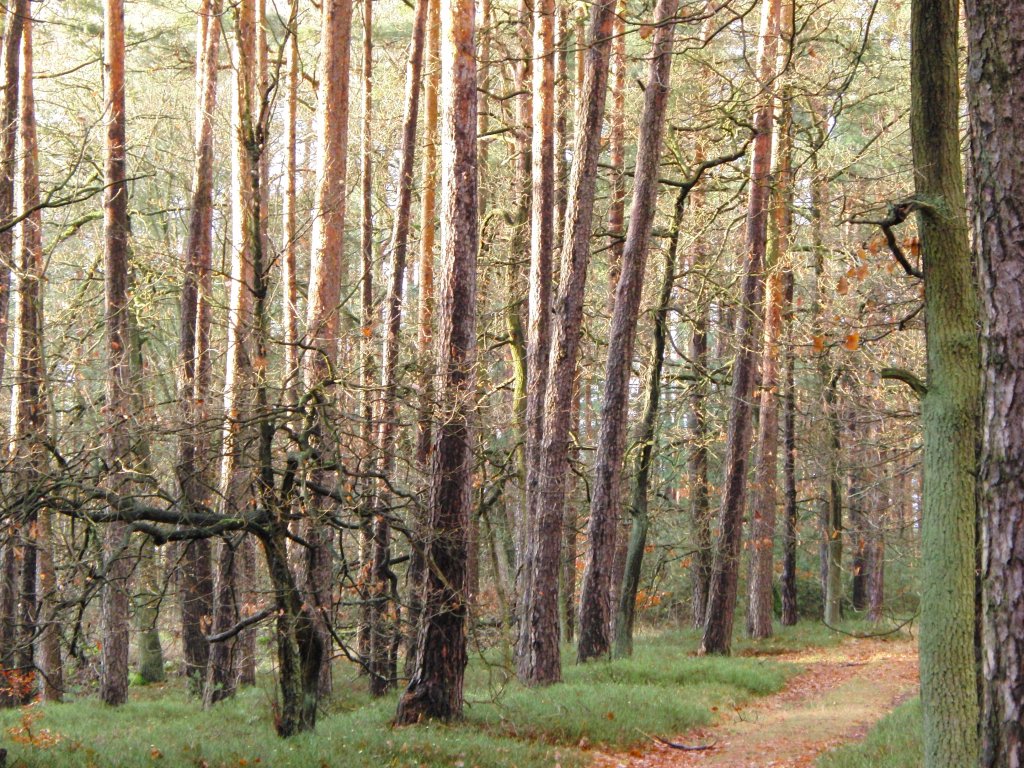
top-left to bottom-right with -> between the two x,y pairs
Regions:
371,0 -> 428,695
178,0 -> 220,694
100,0 -> 133,707
394,0 -> 477,721
911,0 -> 981,761
700,0 -> 781,656
577,0 -> 679,662
517,0 -> 617,686
964,1 -> 1024,764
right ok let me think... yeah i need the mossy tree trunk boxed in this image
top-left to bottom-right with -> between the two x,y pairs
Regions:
910,0 -> 981,762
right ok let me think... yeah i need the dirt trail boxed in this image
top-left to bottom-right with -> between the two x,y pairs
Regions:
592,636 -> 919,768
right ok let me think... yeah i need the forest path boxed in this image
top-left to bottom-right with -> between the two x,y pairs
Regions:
591,635 -> 919,768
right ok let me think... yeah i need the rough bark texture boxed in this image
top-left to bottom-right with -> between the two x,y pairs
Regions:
178,0 -> 220,694
577,0 -> 679,662
965,1 -> 1024,764
99,0 -> 133,707
303,0 -> 354,698
518,0 -> 617,686
11,11 -> 60,700
394,0 -> 477,722
700,0 -> 781,656
746,8 -> 793,638
612,186 -> 686,658
207,0 -> 258,705
911,0 -> 982,762
515,0 -> 555,682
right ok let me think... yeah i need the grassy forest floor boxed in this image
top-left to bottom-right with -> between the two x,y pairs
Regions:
0,622 -> 919,768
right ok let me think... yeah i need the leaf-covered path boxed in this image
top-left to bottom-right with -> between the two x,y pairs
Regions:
592,636 -> 919,768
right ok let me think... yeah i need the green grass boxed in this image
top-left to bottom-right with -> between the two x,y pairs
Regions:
817,698 -> 923,768
0,622 -> 866,768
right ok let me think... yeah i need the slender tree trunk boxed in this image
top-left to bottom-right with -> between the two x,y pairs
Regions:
822,371 -> 843,626
282,0 -> 300,410
406,0 -> 440,673
965,1 -> 1022,765
178,0 -> 220,694
779,266 -> 798,626
515,0 -> 555,682
100,0 -> 133,706
578,0 -> 679,662
0,0 -> 25,404
700,0 -> 781,656
605,1 -> 625,304
612,185 -> 687,658
394,0 -> 477,720
371,0 -> 428,695
303,0 -> 353,698
746,2 -> 793,638
0,0 -> 26,695
206,0 -> 259,705
10,11 -> 60,700
910,0 -> 981,759
517,0 -> 617,685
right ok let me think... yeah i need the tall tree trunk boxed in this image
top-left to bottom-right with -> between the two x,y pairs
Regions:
0,0 -> 24,405
515,0 -> 555,682
394,0 -> 477,720
911,0 -> 981,760
699,0 -> 781,655
282,0 -> 300,411
779,266 -> 798,626
10,10 -> 60,701
0,0 -> 26,694
303,0 -> 353,699
206,0 -> 259,705
577,0 -> 679,662
406,0 -> 440,673
612,184 -> 686,658
965,1 -> 1022,764
371,0 -> 428,695
100,0 -> 133,706
178,0 -> 220,694
517,0 -> 617,685
746,2 -> 793,638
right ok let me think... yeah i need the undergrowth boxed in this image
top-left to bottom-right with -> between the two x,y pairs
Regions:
0,620 -> 894,768
816,698 -> 922,768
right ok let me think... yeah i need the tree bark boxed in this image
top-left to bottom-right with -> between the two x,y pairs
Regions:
206,0 -> 259,705
99,0 -> 133,707
303,0 -> 354,698
517,0 -> 617,685
578,0 -> 679,662
515,0 -> 555,682
394,0 -> 477,721
612,185 -> 686,658
911,0 -> 982,760
964,1 -> 1024,764
178,0 -> 220,694
10,10 -> 60,700
746,3 -> 793,639
371,0 -> 428,695
699,0 -> 781,656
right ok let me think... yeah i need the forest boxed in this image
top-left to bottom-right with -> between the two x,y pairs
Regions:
0,0 -> 1019,765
